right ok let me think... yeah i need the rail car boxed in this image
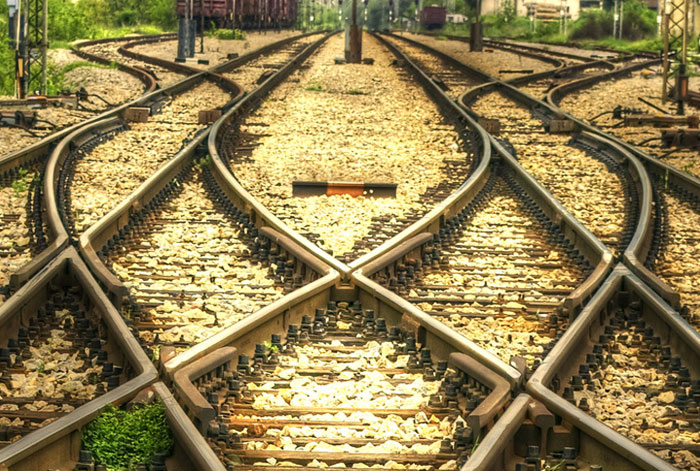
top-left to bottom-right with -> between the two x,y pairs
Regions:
420,5 -> 447,29
176,0 -> 298,29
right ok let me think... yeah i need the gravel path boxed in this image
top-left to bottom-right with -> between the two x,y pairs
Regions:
0,170 -> 37,305
131,31 -> 299,70
227,33 -> 469,260
70,81 -> 232,233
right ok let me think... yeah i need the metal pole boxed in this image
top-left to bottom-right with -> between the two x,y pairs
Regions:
661,0 -> 670,103
40,0 -> 47,94
619,0 -> 623,39
200,0 -> 204,53
346,0 -> 361,62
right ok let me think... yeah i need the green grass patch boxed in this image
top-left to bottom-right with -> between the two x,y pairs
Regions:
305,84 -> 324,92
346,89 -> 368,95
207,27 -> 247,40
82,402 -> 174,471
12,168 -> 30,198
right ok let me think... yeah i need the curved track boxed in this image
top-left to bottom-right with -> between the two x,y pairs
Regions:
1,28 -> 699,471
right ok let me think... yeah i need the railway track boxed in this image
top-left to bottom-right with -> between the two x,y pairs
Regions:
646,180 -> 700,334
0,35 -> 178,159
468,91 -> 638,257
60,80 -> 234,236
169,282 -> 512,471
368,168 -> 591,371
528,266 -> 700,471
384,33 -> 642,259
101,163 -> 302,356
0,249 -> 153,452
2,28 -> 698,471
52,35 -> 332,358
216,33 -> 481,263
542,49 -> 700,342
201,312 -> 473,469
77,34 -> 186,87
221,34 -> 325,91
393,33 -> 559,80
0,283 -> 115,445
555,67 -> 700,180
380,36 -> 484,100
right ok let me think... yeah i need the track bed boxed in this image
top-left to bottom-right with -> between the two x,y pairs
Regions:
372,169 -> 590,369
222,34 -> 475,262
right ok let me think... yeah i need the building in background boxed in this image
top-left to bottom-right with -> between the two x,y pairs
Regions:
447,12 -> 468,22
479,0 -> 579,20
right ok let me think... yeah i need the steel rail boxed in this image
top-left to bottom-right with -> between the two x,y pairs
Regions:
382,32 -> 617,313
527,263 -> 699,471
543,55 -> 700,309
5,32 -> 322,293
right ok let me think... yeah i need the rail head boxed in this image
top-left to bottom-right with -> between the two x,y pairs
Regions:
448,353 -> 511,434
459,393 -> 531,471
152,382 -> 227,471
172,347 -> 237,434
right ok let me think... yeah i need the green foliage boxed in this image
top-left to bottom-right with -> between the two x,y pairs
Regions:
45,0 -> 175,44
432,0 -> 659,52
569,8 -> 612,40
304,83 -> 324,92
569,0 -> 655,40
207,26 -> 247,40
49,0 -> 93,42
82,402 -> 174,471
298,0 -> 342,31
12,168 -> 30,197
620,0 -> 656,40
194,155 -> 212,170
482,14 -> 532,38
0,1 -> 15,96
501,0 -> 516,23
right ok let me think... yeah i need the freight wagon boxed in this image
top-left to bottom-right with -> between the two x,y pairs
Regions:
420,5 -> 446,29
177,0 -> 298,29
